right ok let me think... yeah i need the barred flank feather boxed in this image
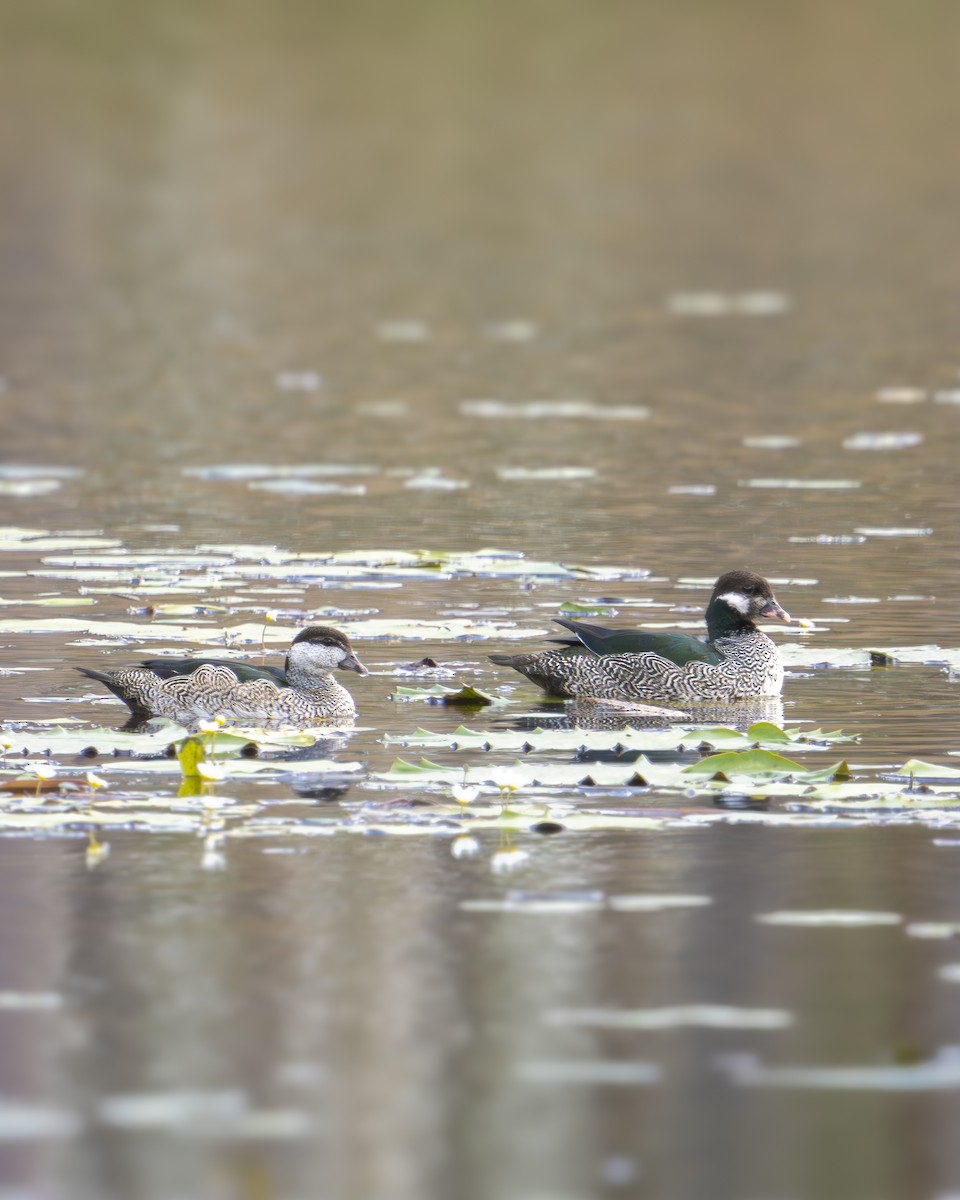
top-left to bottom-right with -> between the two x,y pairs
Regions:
499,632 -> 782,702
106,663 -> 357,722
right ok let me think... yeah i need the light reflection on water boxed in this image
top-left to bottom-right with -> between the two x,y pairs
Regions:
3,0 -> 960,1197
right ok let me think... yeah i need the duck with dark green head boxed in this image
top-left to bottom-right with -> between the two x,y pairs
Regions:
490,570 -> 791,703
78,625 -> 367,726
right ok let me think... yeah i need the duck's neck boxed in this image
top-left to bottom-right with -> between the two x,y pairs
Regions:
285,655 -> 335,690
705,597 -> 756,642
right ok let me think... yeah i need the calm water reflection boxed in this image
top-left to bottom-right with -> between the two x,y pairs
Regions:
3,1 -> 960,1198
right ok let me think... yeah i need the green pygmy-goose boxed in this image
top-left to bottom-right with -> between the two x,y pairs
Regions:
490,569 -> 791,703
78,626 -> 366,726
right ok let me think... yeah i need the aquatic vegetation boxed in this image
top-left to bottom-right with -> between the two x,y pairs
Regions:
1,529 -> 959,845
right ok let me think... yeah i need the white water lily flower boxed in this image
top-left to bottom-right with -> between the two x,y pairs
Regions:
451,784 -> 481,805
488,768 -> 525,793
198,716 -> 228,734
196,760 -> 226,783
85,771 -> 107,790
451,835 -> 481,859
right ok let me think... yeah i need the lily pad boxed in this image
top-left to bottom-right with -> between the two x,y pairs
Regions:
756,911 -> 902,926
682,749 -> 808,779
495,467 -> 597,481
720,1052 -> 960,1090
544,1005 -> 792,1030
894,760 -> 960,781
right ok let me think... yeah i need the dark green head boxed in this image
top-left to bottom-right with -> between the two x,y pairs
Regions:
707,570 -> 791,637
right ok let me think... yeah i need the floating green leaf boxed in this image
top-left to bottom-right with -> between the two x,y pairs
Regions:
682,749 -> 808,778
557,601 -> 618,615
746,722 -> 792,744
897,760 -> 960,781
382,721 -> 853,754
386,757 -> 460,775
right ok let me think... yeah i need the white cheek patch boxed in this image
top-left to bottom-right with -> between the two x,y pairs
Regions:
717,590 -> 751,615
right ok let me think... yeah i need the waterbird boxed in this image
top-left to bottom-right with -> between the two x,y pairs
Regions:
77,625 -> 366,726
489,569 -> 791,703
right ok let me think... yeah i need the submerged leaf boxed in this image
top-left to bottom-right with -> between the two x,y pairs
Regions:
177,738 -> 205,779
440,686 -> 498,707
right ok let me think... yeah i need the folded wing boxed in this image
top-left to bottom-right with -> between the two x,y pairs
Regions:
552,618 -> 724,667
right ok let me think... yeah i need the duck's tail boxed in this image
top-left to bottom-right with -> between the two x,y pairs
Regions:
487,652 -> 575,698
75,667 -> 148,718
488,652 -> 524,668
75,665 -> 117,691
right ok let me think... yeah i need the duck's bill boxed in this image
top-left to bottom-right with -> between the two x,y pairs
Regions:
339,654 -> 368,675
760,600 -> 791,623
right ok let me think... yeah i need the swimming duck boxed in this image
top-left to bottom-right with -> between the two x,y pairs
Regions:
77,626 -> 367,726
489,570 -> 791,703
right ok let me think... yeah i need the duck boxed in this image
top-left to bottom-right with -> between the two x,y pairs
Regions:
77,625 -> 367,726
489,569 -> 791,703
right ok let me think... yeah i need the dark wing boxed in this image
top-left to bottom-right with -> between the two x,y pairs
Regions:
138,657 -> 289,686
552,618 -> 723,667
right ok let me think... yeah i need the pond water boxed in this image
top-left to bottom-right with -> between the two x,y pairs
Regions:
3,2 -> 960,1198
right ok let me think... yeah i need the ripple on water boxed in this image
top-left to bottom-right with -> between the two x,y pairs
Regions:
248,480 -> 367,495
875,386 -> 926,403
740,478 -> 861,489
496,467 -> 596,480
274,370 -> 322,392
742,436 -> 802,448
183,464 -> 378,481
376,320 -> 430,342
665,291 -> 791,315
460,399 -> 649,420
485,319 -> 539,341
854,527 -> 932,538
843,432 -> 924,450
